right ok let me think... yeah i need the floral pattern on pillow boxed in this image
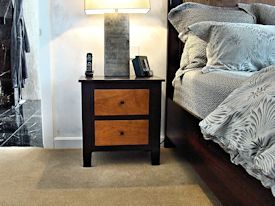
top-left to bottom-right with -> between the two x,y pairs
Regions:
189,22 -> 275,73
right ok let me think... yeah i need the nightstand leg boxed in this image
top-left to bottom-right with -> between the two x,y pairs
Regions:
83,152 -> 92,167
151,150 -> 160,165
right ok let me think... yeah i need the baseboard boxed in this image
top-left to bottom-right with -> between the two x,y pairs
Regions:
54,137 -> 82,149
54,135 -> 165,149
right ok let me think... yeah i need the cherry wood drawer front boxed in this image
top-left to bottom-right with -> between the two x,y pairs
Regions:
95,120 -> 149,146
94,89 -> 149,116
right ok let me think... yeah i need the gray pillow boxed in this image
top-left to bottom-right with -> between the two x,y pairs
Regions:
238,3 -> 275,25
168,2 -> 256,34
189,21 -> 275,73
179,33 -> 207,70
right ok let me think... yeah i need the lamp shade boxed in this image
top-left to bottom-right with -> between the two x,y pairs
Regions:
84,0 -> 151,14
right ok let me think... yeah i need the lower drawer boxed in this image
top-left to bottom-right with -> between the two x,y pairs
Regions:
95,120 -> 149,146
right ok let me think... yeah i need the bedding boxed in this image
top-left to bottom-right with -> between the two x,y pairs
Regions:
168,2 -> 256,73
168,2 -> 256,34
173,69 -> 254,119
200,66 -> 275,196
179,33 -> 207,71
238,3 -> 275,25
189,22 -> 275,73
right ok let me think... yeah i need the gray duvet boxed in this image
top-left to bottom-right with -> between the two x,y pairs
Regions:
199,66 -> 275,196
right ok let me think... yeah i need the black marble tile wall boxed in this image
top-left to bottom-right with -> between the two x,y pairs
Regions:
0,100 -> 43,147
1,0 -> 13,107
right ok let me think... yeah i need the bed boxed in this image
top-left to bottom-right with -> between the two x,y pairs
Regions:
165,0 -> 275,205
173,69 -> 254,119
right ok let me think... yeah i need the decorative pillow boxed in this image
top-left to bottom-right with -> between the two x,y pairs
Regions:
238,3 -> 275,25
189,21 -> 275,73
168,2 -> 256,34
179,33 -> 207,70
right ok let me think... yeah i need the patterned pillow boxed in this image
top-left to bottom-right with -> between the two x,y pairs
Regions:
179,33 -> 207,70
238,3 -> 275,25
168,2 -> 256,34
189,21 -> 275,73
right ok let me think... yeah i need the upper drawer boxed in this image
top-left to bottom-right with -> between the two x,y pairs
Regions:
94,89 -> 149,116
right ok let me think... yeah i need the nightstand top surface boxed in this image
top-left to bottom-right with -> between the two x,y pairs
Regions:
79,76 -> 165,82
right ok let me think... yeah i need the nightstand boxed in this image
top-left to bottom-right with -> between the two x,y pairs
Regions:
79,76 -> 164,167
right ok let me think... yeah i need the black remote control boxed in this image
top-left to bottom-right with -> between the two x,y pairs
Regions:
85,53 -> 94,77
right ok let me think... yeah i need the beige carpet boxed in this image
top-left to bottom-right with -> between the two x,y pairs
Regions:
0,147 -> 221,206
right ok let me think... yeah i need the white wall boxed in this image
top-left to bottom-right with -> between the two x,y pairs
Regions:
38,0 -> 54,148
47,0 -> 167,146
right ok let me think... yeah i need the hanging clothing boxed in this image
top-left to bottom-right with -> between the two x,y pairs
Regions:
0,0 -> 11,74
0,0 -> 12,22
0,0 -> 12,19
10,0 -> 30,89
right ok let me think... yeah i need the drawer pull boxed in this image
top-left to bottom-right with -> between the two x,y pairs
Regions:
119,100 -> 125,105
119,131 -> 125,136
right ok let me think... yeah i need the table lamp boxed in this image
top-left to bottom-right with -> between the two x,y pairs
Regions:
84,0 -> 151,77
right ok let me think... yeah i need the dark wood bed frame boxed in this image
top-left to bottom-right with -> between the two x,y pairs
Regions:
165,0 -> 275,205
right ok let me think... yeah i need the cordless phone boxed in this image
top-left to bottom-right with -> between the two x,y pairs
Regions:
85,53 -> 94,77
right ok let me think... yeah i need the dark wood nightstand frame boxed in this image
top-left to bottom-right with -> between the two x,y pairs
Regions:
79,76 -> 164,167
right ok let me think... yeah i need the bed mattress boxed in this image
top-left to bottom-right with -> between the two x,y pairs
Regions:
173,69 -> 254,119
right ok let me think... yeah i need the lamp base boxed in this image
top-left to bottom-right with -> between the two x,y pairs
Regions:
104,13 -> 130,77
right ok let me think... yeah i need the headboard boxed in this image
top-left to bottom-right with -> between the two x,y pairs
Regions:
166,0 -> 275,99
